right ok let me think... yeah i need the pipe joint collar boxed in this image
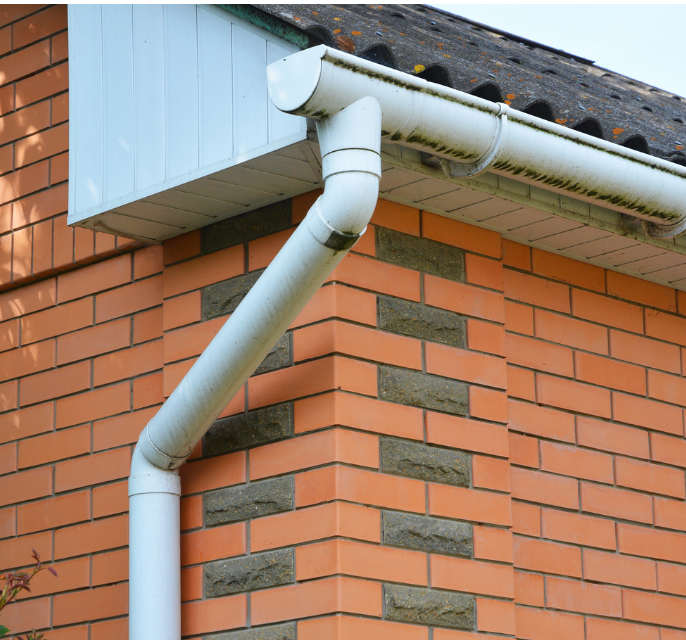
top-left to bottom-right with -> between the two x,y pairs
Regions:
129,440 -> 181,497
642,216 -> 686,239
321,148 -> 382,181
137,424 -> 188,471
306,198 -> 362,251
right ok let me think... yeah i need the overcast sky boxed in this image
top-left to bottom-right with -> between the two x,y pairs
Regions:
431,4 -> 686,98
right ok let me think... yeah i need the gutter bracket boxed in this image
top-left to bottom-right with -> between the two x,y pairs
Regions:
441,102 -> 510,179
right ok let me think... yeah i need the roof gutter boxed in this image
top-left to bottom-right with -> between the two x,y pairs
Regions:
268,45 -> 686,239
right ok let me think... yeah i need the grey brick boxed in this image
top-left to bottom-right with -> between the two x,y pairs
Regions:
383,511 -> 473,557
201,200 -> 291,254
202,270 -> 262,321
378,296 -> 465,348
384,584 -> 474,629
379,365 -> 468,415
254,334 -> 291,375
204,477 -> 293,526
381,438 -> 469,486
203,404 -> 293,457
205,623 -> 295,640
377,227 -> 464,281
205,550 -> 294,597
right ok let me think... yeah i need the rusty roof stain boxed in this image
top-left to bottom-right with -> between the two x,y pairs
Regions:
251,3 -> 686,168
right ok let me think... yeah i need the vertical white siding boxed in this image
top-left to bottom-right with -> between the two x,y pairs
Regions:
69,4 -> 305,227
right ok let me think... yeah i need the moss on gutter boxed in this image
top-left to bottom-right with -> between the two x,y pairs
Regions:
217,5 -> 309,49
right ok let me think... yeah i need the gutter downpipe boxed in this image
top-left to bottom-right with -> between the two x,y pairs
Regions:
128,96 -> 382,640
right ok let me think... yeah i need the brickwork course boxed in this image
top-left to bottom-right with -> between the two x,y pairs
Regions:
3,6 -> 686,640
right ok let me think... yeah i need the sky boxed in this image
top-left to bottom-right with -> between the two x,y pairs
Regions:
430,4 -> 686,98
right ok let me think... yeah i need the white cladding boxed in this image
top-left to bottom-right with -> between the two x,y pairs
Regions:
67,4 -> 308,241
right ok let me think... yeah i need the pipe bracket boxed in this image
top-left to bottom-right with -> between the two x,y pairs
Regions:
441,102 -> 510,179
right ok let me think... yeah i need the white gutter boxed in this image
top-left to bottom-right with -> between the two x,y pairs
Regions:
268,46 -> 686,239
128,96 -> 382,640
129,44 -> 686,640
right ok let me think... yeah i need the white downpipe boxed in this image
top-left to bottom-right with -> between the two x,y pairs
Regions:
128,96 -> 382,640
267,45 -> 686,238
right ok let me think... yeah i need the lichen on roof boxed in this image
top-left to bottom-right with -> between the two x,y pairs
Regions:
232,3 -> 686,168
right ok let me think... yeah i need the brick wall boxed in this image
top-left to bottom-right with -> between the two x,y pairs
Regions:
2,8 -> 686,639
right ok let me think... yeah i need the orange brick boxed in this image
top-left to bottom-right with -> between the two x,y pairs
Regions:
180,451 -> 245,495
163,290 -> 202,331
423,211 -> 501,258
95,274 -> 163,322
296,539 -> 427,585
252,576 -> 381,625
181,495 -> 203,531
425,274 -> 505,322
585,617 -> 659,640
134,245 -> 163,279
0,506 -> 15,539
572,288 -> 643,333
470,387 -> 508,423
164,245 -> 243,298
431,555 -> 514,598
0,380 -> 17,413
473,525 -> 513,562
94,231 -> 116,256
648,369 -> 686,407
372,199 -> 420,234
509,433 -> 538,468
0,465 -> 52,507
511,467 -> 578,509
52,214 -> 74,269
577,415 -> 649,459
14,185 -> 67,229
17,491 -> 89,535
540,441 -> 614,483
507,399 -> 575,442
504,269 -> 570,313
623,589 -> 686,629
514,571 -> 544,607
0,597 -> 50,635
90,619 -> 127,640
181,565 -> 202,601
610,328 -> 681,373
21,297 -> 92,344
18,424 -> 90,468
0,442 -> 16,474
12,226 -> 33,281
54,514 -> 127,560
328,252 -> 420,301
465,253 -> 503,290
57,253 -> 131,302
55,383 -> 130,429
295,465 -> 425,513
0,5 -> 37,27
583,548 -> 656,589
164,316 -> 223,363
163,229 -> 201,266
506,333 -> 574,376
0,402 -> 53,444
612,392 -> 683,435
249,356 -> 377,409
533,309 -> 609,355
31,218 -> 53,275
429,483 -> 512,526
575,350 -> 646,394
299,615 -> 427,640
251,502 -> 380,552
94,339 -> 163,386
426,411 -> 509,457
56,318 -> 131,366
16,556 -> 90,600
546,576 -> 621,617
295,320 -> 422,370
616,456 -> 685,498
652,433 -> 686,469
13,5 -> 66,49
607,269 -> 676,311
0,338 -> 55,383
514,536 -> 581,577
53,583 -> 127,626
0,100 -> 50,147
248,228 -> 296,271
181,593 -> 247,637
505,300 -> 534,336
542,508 -> 616,550
93,406 -> 156,451
92,481 -> 128,519
250,429 -> 378,480
581,482 -> 653,524
50,150 -> 69,184
0,530 -> 52,572
468,319 -> 506,356
506,365 -> 536,401
473,455 -> 511,491
536,374 -> 611,418
92,548 -> 128,586
426,342 -> 507,388
535,249 -> 605,291
476,598 -> 516,635
512,500 -> 541,538
16,122 -> 68,168
133,306 -> 163,345
181,522 -> 246,566
55,447 -> 130,492
658,561 -> 686,596
0,318 -> 19,353
133,371 -> 163,409
2,161 -> 50,207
